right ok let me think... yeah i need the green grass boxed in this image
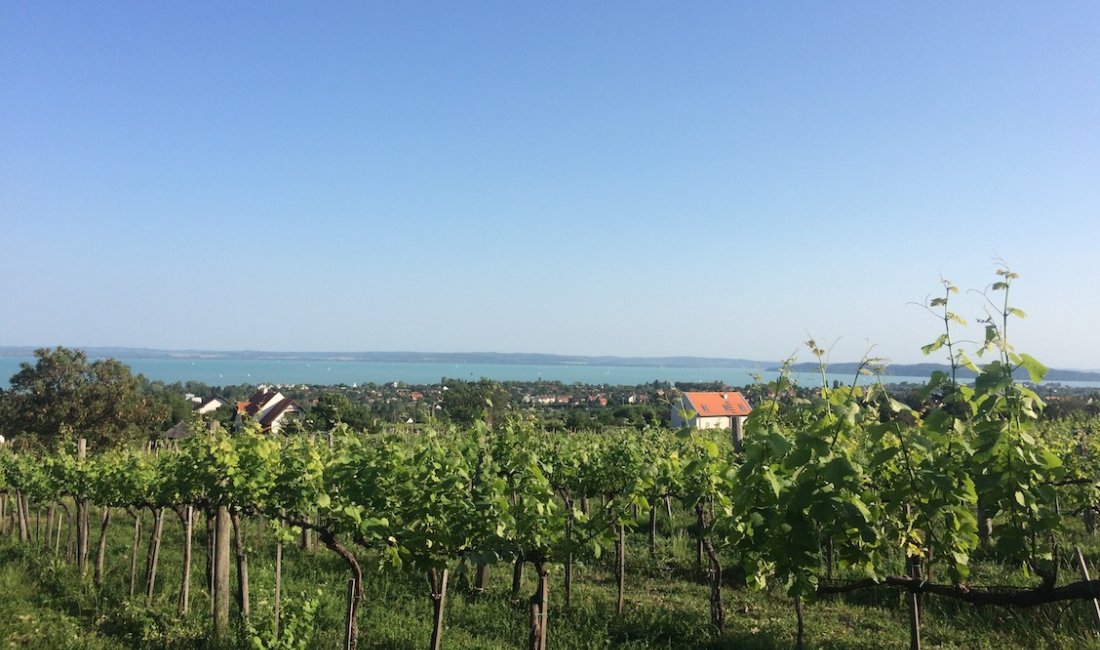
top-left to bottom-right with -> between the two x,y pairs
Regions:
3,509 -> 1100,648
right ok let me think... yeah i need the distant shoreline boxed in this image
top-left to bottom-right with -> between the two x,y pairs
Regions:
0,346 -> 772,368
2,346 -> 1099,383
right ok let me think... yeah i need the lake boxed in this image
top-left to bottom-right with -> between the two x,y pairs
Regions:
0,355 -> 941,389
2,355 -> 1096,390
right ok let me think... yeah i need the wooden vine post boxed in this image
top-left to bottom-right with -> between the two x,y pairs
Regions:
695,505 -> 704,573
616,520 -> 626,616
206,511 -> 215,615
231,510 -> 250,623
274,514 -> 283,639
213,506 -> 232,639
694,502 -> 725,632
144,507 -> 165,603
128,509 -> 143,597
563,498 -> 574,609
178,505 -> 193,615
44,504 -> 54,550
794,595 -> 805,650
15,491 -> 29,543
474,563 -> 491,592
1079,440 -> 1096,534
1075,546 -> 1100,630
76,438 -> 89,575
343,579 -> 357,650
94,507 -> 111,587
647,505 -> 658,557
907,553 -> 922,650
905,503 -> 922,650
428,568 -> 449,650
317,528 -> 362,650
512,553 -> 525,600
528,559 -> 550,650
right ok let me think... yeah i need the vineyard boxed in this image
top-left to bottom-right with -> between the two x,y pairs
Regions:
4,273 -> 1100,649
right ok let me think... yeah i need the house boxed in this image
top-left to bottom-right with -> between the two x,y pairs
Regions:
195,396 -> 228,415
164,421 -> 191,440
162,419 -> 222,442
670,391 -> 752,450
159,396 -> 230,441
237,387 -> 304,433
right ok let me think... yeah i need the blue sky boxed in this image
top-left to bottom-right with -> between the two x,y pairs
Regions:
3,2 -> 1098,368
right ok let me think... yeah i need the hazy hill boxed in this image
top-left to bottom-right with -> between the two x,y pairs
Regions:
3,347 -> 1098,382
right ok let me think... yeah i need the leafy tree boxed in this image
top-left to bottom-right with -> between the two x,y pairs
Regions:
310,392 -> 376,431
142,380 -> 198,430
0,346 -> 161,450
440,378 -> 510,427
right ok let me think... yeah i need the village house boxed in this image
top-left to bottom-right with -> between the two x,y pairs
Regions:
670,391 -> 752,450
195,396 -> 228,415
162,394 -> 230,441
236,386 -> 304,433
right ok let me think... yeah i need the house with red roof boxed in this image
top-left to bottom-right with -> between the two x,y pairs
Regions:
671,391 -> 752,449
236,386 -> 304,434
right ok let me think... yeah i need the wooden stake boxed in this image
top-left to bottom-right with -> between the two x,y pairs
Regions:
16,491 -> 29,543
1075,546 -> 1100,631
129,510 -> 142,597
343,578 -> 357,650
908,556 -> 922,650
274,526 -> 283,639
795,595 -> 805,650
145,508 -> 165,603
77,439 -> 89,575
616,521 -> 626,616
231,510 -> 250,623
429,568 -> 449,650
213,506 -> 231,638
94,508 -> 111,587
648,505 -> 657,557
512,555 -> 525,600
179,506 -> 193,616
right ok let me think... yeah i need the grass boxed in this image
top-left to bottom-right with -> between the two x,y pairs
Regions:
3,507 -> 1100,648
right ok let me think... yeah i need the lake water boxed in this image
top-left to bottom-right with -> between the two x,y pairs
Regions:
0,356 -> 940,388
2,356 -> 1096,389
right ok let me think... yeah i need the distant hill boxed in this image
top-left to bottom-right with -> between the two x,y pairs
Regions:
0,346 -> 768,368
3,347 -> 1098,382
783,361 -> 1100,383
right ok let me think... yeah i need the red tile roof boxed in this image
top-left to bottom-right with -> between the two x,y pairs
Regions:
244,389 -> 278,416
682,391 -> 751,417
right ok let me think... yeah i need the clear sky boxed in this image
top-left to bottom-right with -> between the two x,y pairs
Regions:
3,2 -> 1098,368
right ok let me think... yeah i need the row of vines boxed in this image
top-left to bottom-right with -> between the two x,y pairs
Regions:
3,270 -> 1100,649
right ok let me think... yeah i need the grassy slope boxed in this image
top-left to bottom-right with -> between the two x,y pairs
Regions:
3,509 -> 1100,649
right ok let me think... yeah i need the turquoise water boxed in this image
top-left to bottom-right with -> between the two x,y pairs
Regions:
2,356 -> 1095,389
0,356 -> 936,388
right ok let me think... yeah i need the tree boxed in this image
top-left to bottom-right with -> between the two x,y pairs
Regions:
440,378 -> 511,428
310,391 -> 377,431
0,346 -> 160,450
142,380 -> 198,430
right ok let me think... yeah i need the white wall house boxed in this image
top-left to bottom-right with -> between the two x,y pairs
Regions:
237,387 -> 304,434
670,391 -> 752,449
196,396 -> 228,415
